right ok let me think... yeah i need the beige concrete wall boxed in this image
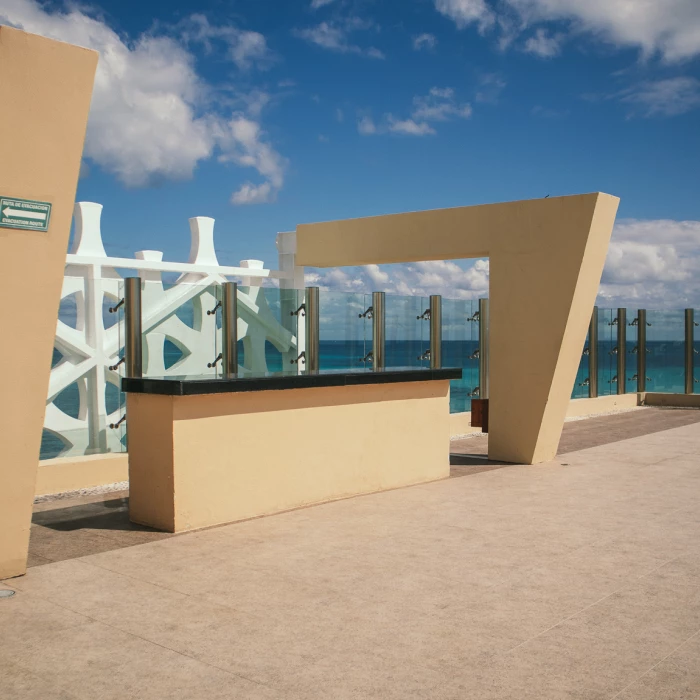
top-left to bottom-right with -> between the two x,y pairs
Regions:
127,394 -> 176,532
643,393 -> 700,408
0,27 -> 97,579
449,411 -> 478,436
566,394 -> 639,417
296,193 -> 619,464
127,381 -> 451,532
36,454 -> 128,496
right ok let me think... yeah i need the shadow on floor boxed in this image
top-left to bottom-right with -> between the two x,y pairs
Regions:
29,496 -> 173,568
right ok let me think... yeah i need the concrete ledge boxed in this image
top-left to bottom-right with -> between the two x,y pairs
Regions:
566,394 -> 639,418
450,411 -> 478,437
36,453 -> 128,497
643,392 -> 700,408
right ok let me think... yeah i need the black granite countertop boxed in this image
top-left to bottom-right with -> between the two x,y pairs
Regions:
121,367 -> 462,396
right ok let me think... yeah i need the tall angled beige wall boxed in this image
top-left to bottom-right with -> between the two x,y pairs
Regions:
0,27 -> 97,579
295,193 -> 619,464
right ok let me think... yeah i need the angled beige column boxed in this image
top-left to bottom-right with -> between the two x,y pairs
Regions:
295,193 -> 619,464
0,27 -> 97,579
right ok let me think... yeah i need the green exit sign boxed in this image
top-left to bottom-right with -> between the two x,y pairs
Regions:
0,196 -> 52,232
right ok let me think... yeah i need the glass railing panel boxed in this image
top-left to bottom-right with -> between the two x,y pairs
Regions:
646,310 -> 685,393
695,310 -> 700,394
571,330 -> 590,399
141,279 -> 220,379
385,294 -> 429,369
597,308 -> 616,396
255,286 -> 302,375
625,311 -> 639,393
442,298 -> 480,414
318,290 -> 371,371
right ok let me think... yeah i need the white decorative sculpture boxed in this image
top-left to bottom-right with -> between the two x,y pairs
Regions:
45,203 -> 302,459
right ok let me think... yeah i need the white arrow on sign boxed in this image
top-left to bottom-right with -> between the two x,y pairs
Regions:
2,207 -> 47,221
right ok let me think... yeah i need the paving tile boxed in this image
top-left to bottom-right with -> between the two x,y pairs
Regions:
571,578 -> 700,649
644,553 -> 700,588
615,632 -> 700,700
0,660 -> 80,700
271,648 -> 468,700
0,587 -> 90,644
0,618 -> 281,700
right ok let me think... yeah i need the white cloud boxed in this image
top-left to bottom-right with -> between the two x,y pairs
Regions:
434,0 -> 700,63
506,0 -> 700,62
434,0 -> 494,33
311,0 -> 335,8
387,118 -> 436,136
293,19 -> 385,58
357,116 -> 378,135
413,33 -> 437,50
360,87 -> 471,136
475,72 -> 507,103
307,259 -> 490,299
217,117 -> 287,205
230,182 -> 273,205
336,107 -> 345,122
411,87 -> 472,121
598,219 -> 700,308
181,14 -> 273,71
2,0 -> 285,204
617,77 -> 700,117
523,28 -> 563,57
240,89 -> 272,118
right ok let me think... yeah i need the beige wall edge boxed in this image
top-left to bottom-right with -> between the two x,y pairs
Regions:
0,27 -> 97,579
36,454 -> 128,497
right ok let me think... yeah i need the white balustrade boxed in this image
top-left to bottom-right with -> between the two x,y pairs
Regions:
44,202 -> 303,459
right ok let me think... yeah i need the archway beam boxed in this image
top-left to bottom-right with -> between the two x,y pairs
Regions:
295,193 -> 619,464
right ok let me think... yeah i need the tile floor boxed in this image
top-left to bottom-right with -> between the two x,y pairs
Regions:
2,408 -> 700,699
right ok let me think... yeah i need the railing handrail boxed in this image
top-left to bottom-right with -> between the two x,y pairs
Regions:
65,254 -> 286,279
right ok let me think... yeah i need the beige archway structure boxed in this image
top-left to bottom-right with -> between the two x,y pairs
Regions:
296,192 -> 619,464
0,27 -> 97,579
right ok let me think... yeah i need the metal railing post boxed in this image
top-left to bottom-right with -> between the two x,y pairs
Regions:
617,307 -> 626,394
124,277 -> 142,379
372,291 -> 385,371
685,308 -> 695,395
478,298 -> 489,399
222,282 -> 238,377
305,286 -> 320,373
637,309 -> 647,393
429,295 -> 442,370
589,307 -> 598,398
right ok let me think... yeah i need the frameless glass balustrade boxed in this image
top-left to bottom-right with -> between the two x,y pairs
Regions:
441,298 -> 480,414
646,310 -> 685,393
45,285 -> 700,460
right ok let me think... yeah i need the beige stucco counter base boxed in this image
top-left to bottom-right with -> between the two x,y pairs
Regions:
125,373 -> 455,532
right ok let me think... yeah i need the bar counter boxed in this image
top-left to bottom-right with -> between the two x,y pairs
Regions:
122,367 -> 461,533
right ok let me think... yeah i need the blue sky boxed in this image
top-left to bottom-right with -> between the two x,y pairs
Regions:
3,0 -> 700,306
